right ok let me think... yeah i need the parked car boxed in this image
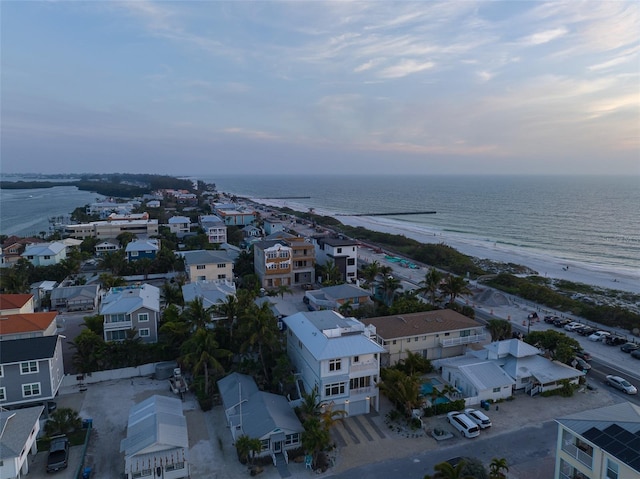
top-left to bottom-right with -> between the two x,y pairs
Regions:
620,343 -> 640,353
46,435 -> 69,472
543,315 -> 556,324
564,322 -> 582,332
574,349 -> 592,361
605,375 -> 637,395
576,326 -> 597,336
631,350 -> 640,360
464,408 -> 492,428
605,335 -> 626,346
588,331 -> 611,342
553,318 -> 571,328
447,411 -> 480,438
569,357 -> 591,371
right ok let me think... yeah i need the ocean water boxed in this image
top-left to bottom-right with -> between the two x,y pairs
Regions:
203,174 -> 640,279
0,186 -> 104,237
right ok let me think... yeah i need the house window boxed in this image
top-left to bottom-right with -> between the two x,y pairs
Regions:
280,262 -> 290,269
337,248 -> 342,253
218,274 -> 226,279
493,387 -> 501,393
197,276 -> 206,281
267,263 -> 278,270
196,265 -> 206,270
460,330 -> 471,337
44,255 -> 51,260
108,313 -> 128,323
347,258 -> 355,265
217,263 -> 226,268
139,328 -> 150,337
298,340 -> 302,349
106,330 -> 128,341
392,340 -> 396,345
260,439 -> 270,451
132,469 -> 153,478
131,251 -> 138,257
349,376 -> 371,390
414,337 -> 419,341
285,433 -> 300,445
0,387 -> 5,401
165,462 -> 185,472
279,251 -> 289,258
407,338 -> 411,343
324,382 -> 345,397
267,251 -> 278,259
353,356 -> 359,364
21,361 -> 39,374
138,313 -> 149,322
606,459 -> 619,479
22,383 -> 41,397
329,359 -> 341,371
0,365 -> 3,377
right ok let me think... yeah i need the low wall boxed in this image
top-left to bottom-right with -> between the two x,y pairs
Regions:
61,362 -> 159,388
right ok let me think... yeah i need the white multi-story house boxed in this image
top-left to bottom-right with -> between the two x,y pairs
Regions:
100,284 -> 160,343
199,215 -> 227,244
282,310 -> 385,416
555,402 -> 640,479
313,237 -> 358,282
167,216 -> 191,237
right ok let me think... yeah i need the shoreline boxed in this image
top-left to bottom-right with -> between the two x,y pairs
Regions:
249,197 -> 640,296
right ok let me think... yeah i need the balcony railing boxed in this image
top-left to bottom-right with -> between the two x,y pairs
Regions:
350,360 -> 378,373
350,386 -> 374,396
440,333 -> 486,347
561,443 -> 593,469
104,320 -> 132,330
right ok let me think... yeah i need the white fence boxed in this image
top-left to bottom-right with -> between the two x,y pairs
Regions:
61,362 -> 159,388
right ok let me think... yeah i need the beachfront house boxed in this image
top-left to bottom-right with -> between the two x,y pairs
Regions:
360,309 -> 486,367
263,218 -> 286,235
21,241 -> 67,266
283,310 -> 385,416
437,339 -> 585,399
0,405 -> 43,478
214,206 -> 256,226
180,249 -> 235,282
95,239 -> 121,256
217,372 -> 304,464
313,237 -> 358,283
554,402 -> 640,479
100,284 -> 160,343
305,284 -> 373,312
0,335 -> 65,408
439,356 -> 516,404
120,395 -> 189,479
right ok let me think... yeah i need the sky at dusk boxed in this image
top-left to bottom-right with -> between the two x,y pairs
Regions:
1,1 -> 639,176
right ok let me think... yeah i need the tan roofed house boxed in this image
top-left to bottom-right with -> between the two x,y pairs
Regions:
0,294 -> 35,315
361,309 -> 486,366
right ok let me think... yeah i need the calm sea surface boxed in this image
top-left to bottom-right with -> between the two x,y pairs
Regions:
0,186 -> 104,237
203,174 -> 640,276
1,175 -> 638,279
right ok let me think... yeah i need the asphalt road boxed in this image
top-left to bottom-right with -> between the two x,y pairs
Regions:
328,421 -> 558,479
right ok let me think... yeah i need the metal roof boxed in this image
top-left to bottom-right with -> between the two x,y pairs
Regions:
0,406 -> 44,460
100,284 -> 160,315
180,249 -> 234,265
0,335 -> 59,363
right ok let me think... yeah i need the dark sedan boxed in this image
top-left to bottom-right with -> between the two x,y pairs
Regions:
631,349 -> 640,360
620,343 -> 640,353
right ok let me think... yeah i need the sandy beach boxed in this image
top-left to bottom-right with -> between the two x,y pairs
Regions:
251,198 -> 640,296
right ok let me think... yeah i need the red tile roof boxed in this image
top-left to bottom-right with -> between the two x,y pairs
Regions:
0,294 -> 34,310
0,312 -> 57,335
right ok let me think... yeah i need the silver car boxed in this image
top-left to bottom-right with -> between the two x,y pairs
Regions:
605,375 -> 637,395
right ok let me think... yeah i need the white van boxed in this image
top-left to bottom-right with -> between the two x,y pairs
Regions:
464,408 -> 492,429
447,411 -> 480,438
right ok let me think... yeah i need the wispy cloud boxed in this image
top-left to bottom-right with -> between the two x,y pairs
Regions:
521,27 -> 568,46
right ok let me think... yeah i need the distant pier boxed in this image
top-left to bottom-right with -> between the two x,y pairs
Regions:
260,196 -> 311,199
336,211 -> 436,217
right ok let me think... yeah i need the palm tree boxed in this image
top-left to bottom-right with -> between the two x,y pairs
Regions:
360,261 -> 380,291
239,302 -> 280,381
380,275 -> 402,306
489,457 -> 509,479
182,296 -> 215,332
320,260 -> 342,285
441,275 -> 471,306
487,319 -> 512,342
235,435 -> 263,465
276,284 -> 293,299
338,300 -> 354,316
180,328 -> 231,395
299,385 -> 324,421
378,368 -> 421,416
424,460 -> 475,479
44,408 -> 82,437
215,294 -> 239,343
417,267 -> 443,305
302,416 -> 331,469
161,281 -> 184,307
319,402 -> 347,429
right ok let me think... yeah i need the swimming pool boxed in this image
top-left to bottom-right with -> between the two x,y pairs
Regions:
420,378 -> 445,396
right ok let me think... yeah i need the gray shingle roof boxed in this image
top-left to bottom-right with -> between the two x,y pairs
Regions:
0,335 -> 59,363
0,406 -> 44,460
